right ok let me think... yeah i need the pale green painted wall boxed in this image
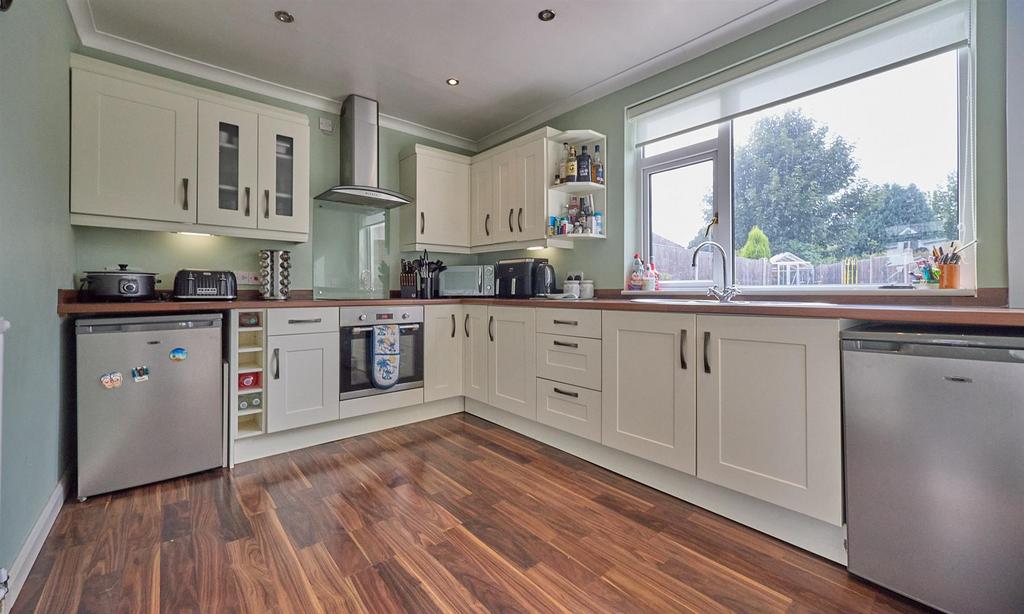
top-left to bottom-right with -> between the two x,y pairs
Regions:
0,1 -> 77,567
479,0 -> 1009,290
72,49 -> 474,289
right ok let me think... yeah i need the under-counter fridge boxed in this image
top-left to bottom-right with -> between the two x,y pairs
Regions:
76,314 -> 224,498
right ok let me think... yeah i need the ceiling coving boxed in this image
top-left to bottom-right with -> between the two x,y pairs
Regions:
67,0 -> 820,149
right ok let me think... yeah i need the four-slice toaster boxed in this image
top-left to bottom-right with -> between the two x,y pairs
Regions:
173,269 -> 238,300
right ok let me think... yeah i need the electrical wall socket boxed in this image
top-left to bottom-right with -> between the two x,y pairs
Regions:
235,271 -> 261,285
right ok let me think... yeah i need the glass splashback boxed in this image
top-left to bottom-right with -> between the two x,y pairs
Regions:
313,202 -> 391,299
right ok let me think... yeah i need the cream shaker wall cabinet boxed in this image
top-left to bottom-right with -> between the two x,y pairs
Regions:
400,145 -> 472,252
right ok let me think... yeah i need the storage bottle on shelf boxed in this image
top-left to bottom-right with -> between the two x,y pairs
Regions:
565,146 -> 578,182
592,145 -> 604,185
556,142 -> 570,184
576,145 -> 592,183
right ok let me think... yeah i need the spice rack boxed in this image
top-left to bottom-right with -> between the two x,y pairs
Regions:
230,310 -> 267,446
546,129 -> 607,240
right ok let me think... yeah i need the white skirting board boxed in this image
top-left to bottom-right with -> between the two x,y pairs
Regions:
3,475 -> 67,614
465,399 -> 848,564
233,396 -> 464,464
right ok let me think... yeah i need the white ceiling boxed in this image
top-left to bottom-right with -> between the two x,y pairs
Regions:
70,0 -> 822,149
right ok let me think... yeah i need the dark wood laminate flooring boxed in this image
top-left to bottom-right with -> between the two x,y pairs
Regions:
14,414 -> 930,613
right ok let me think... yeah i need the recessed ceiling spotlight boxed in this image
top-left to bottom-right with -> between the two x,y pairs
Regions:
538,9 -> 556,22
446,78 -> 460,86
274,10 -> 295,23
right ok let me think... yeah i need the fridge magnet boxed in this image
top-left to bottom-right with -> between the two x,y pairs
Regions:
131,366 -> 150,383
169,347 -> 188,362
100,372 -> 123,389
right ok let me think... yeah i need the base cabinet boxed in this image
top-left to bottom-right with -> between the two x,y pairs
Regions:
266,332 -> 340,433
601,311 -> 697,474
424,305 -> 464,402
536,378 -> 601,442
696,315 -> 842,525
462,305 -> 490,403
487,307 -> 537,419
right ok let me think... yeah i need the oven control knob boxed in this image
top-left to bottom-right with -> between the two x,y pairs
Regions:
401,313 -> 410,320
358,314 -> 367,321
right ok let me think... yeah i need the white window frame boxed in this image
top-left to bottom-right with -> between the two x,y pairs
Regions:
635,48 -> 974,295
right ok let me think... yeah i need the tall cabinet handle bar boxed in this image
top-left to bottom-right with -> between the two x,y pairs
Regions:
264,189 -> 270,219
680,329 -> 688,370
244,186 -> 251,216
182,178 -> 190,210
703,331 -> 711,374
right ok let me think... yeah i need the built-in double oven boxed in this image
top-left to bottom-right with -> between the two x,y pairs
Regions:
338,306 -> 424,400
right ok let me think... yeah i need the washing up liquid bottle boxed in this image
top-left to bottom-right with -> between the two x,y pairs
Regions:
628,253 -> 645,290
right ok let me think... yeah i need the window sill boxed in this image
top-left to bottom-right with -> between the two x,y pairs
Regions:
622,286 -> 977,298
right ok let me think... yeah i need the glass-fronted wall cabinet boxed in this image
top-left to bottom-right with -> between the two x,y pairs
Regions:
198,101 -> 258,228
259,116 -> 310,234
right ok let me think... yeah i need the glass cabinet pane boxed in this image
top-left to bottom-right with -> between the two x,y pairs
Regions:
275,135 -> 294,217
218,122 -> 240,211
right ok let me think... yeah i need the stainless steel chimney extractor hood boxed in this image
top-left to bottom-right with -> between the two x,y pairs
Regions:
315,95 -> 412,209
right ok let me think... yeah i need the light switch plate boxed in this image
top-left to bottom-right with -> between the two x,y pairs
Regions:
319,117 -> 334,133
236,271 -> 260,285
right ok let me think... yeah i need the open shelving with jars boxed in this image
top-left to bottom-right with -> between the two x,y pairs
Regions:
229,310 -> 267,443
546,129 -> 607,241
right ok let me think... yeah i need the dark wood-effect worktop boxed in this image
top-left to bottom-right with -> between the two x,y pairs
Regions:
57,288 -> 1024,326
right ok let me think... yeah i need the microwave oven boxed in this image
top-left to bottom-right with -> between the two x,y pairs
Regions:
438,265 -> 495,296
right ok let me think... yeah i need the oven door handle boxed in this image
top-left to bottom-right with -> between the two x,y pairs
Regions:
350,324 -> 421,333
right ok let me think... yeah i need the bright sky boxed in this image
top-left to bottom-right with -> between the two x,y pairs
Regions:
651,51 -> 960,248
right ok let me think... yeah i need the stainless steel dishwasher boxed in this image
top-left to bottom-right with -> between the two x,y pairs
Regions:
843,324 -> 1024,614
76,314 -> 224,499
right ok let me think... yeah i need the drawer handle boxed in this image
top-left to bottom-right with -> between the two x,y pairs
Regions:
553,319 -> 578,326
464,313 -> 470,337
450,313 -> 456,338
287,318 -> 322,324
272,348 -> 280,379
552,340 -> 579,349
488,315 -> 494,342
244,186 -> 251,216
182,177 -> 190,210
553,387 -> 579,399
680,329 -> 687,370
703,331 -> 711,374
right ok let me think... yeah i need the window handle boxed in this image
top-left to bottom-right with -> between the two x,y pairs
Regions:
182,178 -> 190,210
450,313 -> 456,338
553,387 -> 579,399
680,329 -> 688,370
464,313 -> 470,337
244,186 -> 251,216
703,331 -> 711,374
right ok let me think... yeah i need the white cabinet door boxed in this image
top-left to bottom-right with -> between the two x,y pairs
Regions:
462,305 -> 490,404
470,158 -> 496,246
487,307 -> 536,419
424,305 -> 463,402
420,153 -> 470,247
696,315 -> 842,526
266,332 -> 340,432
257,116 -> 310,234
491,150 -> 518,243
515,138 -> 548,241
197,100 -> 258,228
602,311 -> 697,474
71,69 -> 197,223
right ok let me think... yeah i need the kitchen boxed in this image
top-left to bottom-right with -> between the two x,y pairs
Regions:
1,0 -> 1022,612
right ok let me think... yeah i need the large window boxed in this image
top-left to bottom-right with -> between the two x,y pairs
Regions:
640,49 -> 966,290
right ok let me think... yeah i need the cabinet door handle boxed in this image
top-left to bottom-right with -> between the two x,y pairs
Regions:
484,213 -> 491,236
680,329 -> 687,370
553,387 -> 579,399
517,207 -> 524,233
264,189 -> 270,219
420,211 -> 425,235
244,186 -> 251,216
450,313 -> 456,338
703,331 -> 711,374
488,315 -> 495,342
272,348 -> 280,379
464,313 -> 470,337
508,208 -> 514,232
182,178 -> 190,210
553,319 -> 578,326
552,339 -> 578,349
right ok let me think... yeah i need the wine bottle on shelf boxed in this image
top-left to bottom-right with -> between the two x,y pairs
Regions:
576,145 -> 591,183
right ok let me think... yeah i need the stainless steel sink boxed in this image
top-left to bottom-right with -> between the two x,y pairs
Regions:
629,298 -> 833,307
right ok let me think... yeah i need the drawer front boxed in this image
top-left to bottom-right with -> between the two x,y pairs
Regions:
536,333 -> 602,390
536,378 -> 601,442
267,308 -> 339,335
536,308 -> 601,339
